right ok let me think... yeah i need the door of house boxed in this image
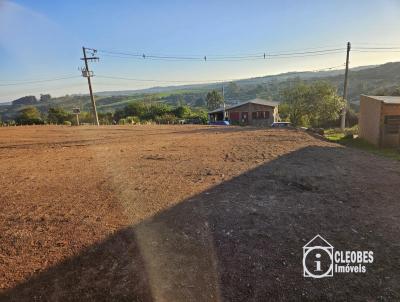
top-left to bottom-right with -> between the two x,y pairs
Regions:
241,112 -> 248,124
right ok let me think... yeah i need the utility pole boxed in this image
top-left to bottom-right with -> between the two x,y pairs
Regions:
222,83 -> 226,120
341,42 -> 351,131
81,47 -> 100,126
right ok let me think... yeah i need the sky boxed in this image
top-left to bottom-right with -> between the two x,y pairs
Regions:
1,0 -> 400,102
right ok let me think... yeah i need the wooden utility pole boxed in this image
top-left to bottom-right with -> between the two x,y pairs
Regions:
341,42 -> 351,131
222,83 -> 226,120
81,47 -> 100,126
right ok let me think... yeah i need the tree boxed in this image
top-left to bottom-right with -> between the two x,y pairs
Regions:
189,109 -> 208,124
47,107 -> 71,124
114,102 -> 146,121
281,82 -> 310,126
281,82 -> 344,127
16,107 -> 43,124
125,102 -> 147,117
144,103 -> 172,120
173,105 -> 192,118
98,112 -> 114,125
307,82 -> 345,128
155,114 -> 177,124
206,90 -> 223,111
40,94 -> 52,102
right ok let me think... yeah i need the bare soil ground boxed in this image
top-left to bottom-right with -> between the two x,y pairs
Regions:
0,125 -> 399,301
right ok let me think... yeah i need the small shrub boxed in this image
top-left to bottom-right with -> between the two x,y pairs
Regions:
126,116 -> 140,124
63,121 -> 72,126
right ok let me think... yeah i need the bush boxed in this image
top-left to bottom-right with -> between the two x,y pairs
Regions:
155,114 -> 177,124
15,107 -> 44,125
63,121 -> 72,126
126,116 -> 140,124
118,118 -> 127,125
189,110 -> 208,124
48,107 -> 72,124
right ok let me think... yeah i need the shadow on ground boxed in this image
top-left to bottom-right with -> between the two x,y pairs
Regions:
1,145 -> 400,301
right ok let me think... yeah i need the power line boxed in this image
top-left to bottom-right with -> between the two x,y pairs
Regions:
352,45 -> 400,53
95,75 -> 240,84
94,63 -> 346,85
0,74 -> 79,83
352,49 -> 400,53
0,76 -> 81,86
0,63 -> 346,89
354,46 -> 400,50
310,64 -> 345,72
97,47 -> 346,62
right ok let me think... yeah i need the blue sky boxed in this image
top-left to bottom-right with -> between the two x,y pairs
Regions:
1,0 -> 400,102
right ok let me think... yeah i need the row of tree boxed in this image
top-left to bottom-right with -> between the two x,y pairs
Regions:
4,101 -> 208,126
114,102 -> 208,124
12,94 -> 52,106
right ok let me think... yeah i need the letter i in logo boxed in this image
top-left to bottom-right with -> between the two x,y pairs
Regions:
315,253 -> 322,271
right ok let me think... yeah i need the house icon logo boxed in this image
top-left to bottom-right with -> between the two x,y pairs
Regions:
303,234 -> 334,278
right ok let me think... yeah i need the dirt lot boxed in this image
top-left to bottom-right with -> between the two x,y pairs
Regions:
0,125 -> 399,301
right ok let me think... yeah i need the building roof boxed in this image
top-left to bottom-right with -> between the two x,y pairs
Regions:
208,98 -> 279,114
363,95 -> 400,104
208,107 -> 226,114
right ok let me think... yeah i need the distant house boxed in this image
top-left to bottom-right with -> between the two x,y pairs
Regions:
359,95 -> 400,147
208,98 -> 279,126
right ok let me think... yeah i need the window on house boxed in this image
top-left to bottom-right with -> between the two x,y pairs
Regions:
251,111 -> 270,119
384,115 -> 400,134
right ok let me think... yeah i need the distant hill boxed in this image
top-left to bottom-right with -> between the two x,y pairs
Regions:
94,64 -> 378,97
1,61 -> 399,121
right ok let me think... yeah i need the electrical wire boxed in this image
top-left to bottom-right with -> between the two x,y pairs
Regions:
95,63 -> 346,85
310,64 -> 345,72
0,76 -> 82,86
95,75 -> 239,84
97,47 -> 346,62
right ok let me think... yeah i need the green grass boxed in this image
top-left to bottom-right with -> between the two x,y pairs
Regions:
325,128 -> 400,161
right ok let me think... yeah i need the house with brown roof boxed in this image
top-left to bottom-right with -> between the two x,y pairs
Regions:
359,95 -> 400,147
208,98 -> 279,126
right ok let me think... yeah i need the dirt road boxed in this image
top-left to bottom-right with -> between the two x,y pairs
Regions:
0,125 -> 399,301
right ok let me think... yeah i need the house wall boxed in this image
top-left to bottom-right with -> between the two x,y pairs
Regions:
359,96 -> 382,146
381,103 -> 400,147
249,103 -> 275,126
227,103 -> 275,126
227,103 -> 250,124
